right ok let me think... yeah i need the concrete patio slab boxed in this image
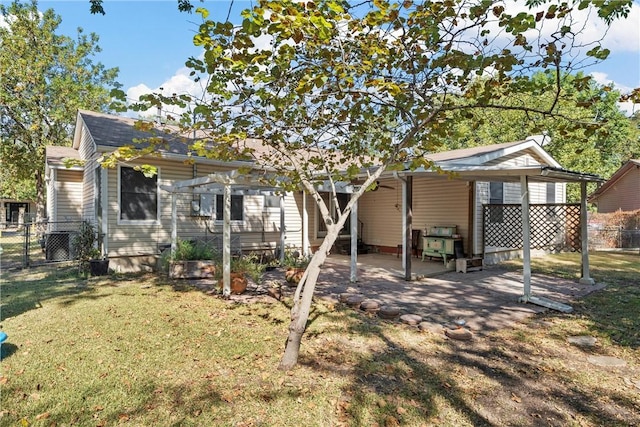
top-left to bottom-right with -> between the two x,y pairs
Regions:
309,254 -> 606,334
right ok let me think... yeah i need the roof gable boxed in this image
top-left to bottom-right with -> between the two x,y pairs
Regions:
590,159 -> 640,200
427,136 -> 560,168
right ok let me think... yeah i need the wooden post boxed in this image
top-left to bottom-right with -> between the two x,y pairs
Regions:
280,194 -> 286,263
170,192 -> 177,257
302,191 -> 309,257
350,198 -> 358,283
520,176 -> 532,301
222,184 -> 231,297
403,176 -> 413,281
579,181 -> 594,285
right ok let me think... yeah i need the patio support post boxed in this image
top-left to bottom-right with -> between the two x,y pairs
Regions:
350,198 -> 358,282
520,176 -> 532,301
280,194 -> 286,263
100,167 -> 109,256
402,176 -> 413,281
579,181 -> 594,285
302,191 -> 309,257
170,192 -> 177,257
222,184 -> 231,297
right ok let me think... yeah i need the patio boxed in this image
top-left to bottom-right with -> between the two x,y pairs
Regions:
305,253 -> 606,334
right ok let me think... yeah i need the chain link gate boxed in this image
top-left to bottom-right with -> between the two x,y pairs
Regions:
0,220 -> 89,269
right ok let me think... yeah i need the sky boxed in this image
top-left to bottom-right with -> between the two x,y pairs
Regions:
7,0 -> 640,116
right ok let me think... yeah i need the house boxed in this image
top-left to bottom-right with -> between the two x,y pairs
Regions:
589,159 -> 640,213
0,198 -> 35,228
45,110 -> 306,272
46,110 -> 599,276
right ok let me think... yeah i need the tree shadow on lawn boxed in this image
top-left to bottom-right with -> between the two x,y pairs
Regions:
0,266 -> 109,321
299,309 -> 639,426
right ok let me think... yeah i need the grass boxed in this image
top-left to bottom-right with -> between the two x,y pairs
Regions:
1,252 -> 639,426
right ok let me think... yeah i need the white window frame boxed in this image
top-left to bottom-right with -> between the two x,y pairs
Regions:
213,193 -> 245,224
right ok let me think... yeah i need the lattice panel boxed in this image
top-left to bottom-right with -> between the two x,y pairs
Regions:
483,204 -> 581,252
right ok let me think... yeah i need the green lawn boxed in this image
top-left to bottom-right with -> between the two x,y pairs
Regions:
1,252 -> 639,426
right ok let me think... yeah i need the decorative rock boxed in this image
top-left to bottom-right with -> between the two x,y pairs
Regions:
587,355 -> 627,367
379,306 -> 401,320
346,295 -> 365,308
339,293 -> 352,303
399,314 -> 422,325
568,336 -> 597,347
445,328 -> 473,341
418,321 -> 443,334
360,299 -> 381,313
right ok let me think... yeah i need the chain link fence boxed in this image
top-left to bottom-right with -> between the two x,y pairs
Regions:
588,227 -> 640,250
0,220 -> 89,269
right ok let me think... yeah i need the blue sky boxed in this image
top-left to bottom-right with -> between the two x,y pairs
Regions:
8,0 -> 640,114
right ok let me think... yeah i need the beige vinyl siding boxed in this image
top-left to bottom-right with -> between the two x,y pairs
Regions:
413,178 -> 470,253
281,192 -> 303,252
597,168 -> 640,212
486,151 -> 541,167
359,177 -> 470,253
358,179 -> 402,248
79,126 -> 97,222
106,159 -> 304,259
55,170 -> 83,221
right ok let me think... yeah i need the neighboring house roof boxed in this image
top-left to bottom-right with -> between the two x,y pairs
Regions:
589,159 -> 640,201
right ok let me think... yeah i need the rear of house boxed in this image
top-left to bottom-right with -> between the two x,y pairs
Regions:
46,110 -> 308,272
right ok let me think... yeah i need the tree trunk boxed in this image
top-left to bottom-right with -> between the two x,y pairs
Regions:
278,225 -> 340,371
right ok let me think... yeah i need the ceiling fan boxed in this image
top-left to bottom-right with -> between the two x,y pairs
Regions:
355,180 -> 395,191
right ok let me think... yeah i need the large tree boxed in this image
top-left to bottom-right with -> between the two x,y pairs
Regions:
112,0 -> 635,370
0,0 -> 119,220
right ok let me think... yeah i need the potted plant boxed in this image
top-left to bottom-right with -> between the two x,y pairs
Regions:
167,240 -> 218,279
72,222 -> 109,276
281,249 -> 310,287
88,248 -> 110,276
217,254 -> 265,295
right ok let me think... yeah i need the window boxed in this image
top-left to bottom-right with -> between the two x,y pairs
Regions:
317,192 -> 350,237
215,194 -> 244,221
264,195 -> 281,209
546,182 -> 556,203
546,182 -> 557,219
119,167 -> 158,221
489,182 -> 504,223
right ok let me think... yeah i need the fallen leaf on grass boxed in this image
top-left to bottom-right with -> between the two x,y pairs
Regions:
35,412 -> 50,420
511,393 -> 522,403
